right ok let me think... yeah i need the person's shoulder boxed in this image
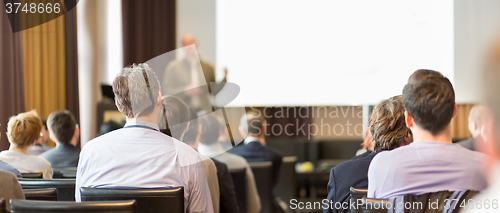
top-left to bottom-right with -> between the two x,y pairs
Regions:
38,147 -> 56,158
30,155 -> 52,168
224,152 -> 248,164
0,170 -> 18,182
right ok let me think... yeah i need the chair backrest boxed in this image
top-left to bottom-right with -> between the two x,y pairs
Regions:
20,173 -> 43,179
0,198 -> 6,213
249,161 -> 274,213
10,199 -> 136,213
350,187 -> 368,213
274,156 -> 297,205
80,187 -> 184,213
23,188 -> 58,201
229,167 -> 247,212
362,198 -> 390,213
402,190 -> 479,213
52,167 -> 77,179
18,179 -> 76,201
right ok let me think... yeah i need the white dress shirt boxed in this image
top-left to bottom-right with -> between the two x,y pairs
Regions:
76,120 -> 214,213
199,142 -> 262,213
0,150 -> 53,179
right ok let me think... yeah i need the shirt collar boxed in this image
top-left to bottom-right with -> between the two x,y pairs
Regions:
244,137 -> 261,145
124,120 -> 160,131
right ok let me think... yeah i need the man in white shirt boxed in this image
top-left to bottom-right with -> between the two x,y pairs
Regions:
198,113 -> 262,213
76,63 -> 213,213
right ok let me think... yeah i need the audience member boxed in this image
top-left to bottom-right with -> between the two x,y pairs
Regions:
161,98 -> 220,213
27,115 -> 52,155
0,170 -> 25,211
97,120 -> 123,136
324,96 -> 412,213
0,131 -> 22,178
181,108 -> 240,213
75,64 -> 213,212
40,110 -> 80,167
462,36 -> 500,213
368,69 -> 488,198
198,113 -> 262,213
0,110 -> 52,179
228,111 -> 284,213
457,105 -> 488,151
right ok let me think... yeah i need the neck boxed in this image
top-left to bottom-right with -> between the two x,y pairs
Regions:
10,146 -> 28,155
127,114 -> 158,125
412,125 -> 453,143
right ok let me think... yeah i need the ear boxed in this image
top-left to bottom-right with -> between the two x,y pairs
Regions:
261,124 -> 266,137
156,91 -> 163,106
115,99 -> 123,113
239,126 -> 246,138
452,103 -> 458,118
74,127 -> 80,139
405,111 -> 413,128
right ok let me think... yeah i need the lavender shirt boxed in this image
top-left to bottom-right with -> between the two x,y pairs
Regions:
368,141 -> 488,198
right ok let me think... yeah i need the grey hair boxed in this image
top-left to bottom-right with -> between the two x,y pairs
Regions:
112,63 -> 161,118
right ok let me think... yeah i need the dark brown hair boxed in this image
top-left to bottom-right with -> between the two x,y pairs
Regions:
369,96 -> 412,152
402,69 -> 455,135
160,96 -> 190,140
47,110 -> 77,143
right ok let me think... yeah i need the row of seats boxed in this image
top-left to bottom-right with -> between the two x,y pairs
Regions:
349,187 -> 478,213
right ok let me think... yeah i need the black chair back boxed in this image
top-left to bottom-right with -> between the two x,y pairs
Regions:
52,167 -> 77,179
18,179 -> 76,201
274,156 -> 297,206
80,187 -> 184,213
0,198 -> 5,213
350,187 -> 368,213
362,198 -> 390,213
10,199 -> 136,213
249,161 -> 274,213
23,188 -> 58,201
229,167 -> 247,212
20,173 -> 43,179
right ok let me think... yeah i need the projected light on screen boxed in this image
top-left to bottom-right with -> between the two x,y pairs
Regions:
215,0 -> 453,106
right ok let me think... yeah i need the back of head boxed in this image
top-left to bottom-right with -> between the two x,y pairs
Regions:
160,96 -> 190,140
369,96 -> 412,152
113,63 -> 161,118
181,109 -> 199,145
240,111 -> 265,137
402,69 -> 455,135
7,110 -> 43,149
47,110 -> 77,143
199,114 -> 224,146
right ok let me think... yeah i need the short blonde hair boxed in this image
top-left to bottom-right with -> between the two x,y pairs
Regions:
7,110 -> 43,149
369,96 -> 412,152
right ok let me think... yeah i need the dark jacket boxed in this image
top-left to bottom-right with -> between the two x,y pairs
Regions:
324,152 -> 378,213
212,159 -> 241,213
39,143 -> 80,167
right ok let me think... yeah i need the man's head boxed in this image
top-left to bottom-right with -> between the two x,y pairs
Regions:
239,111 -> 265,138
468,105 -> 488,138
47,110 -> 79,145
160,96 -> 190,140
181,34 -> 198,61
181,109 -> 201,147
7,110 -> 43,149
402,69 -> 456,136
113,63 -> 162,119
369,96 -> 413,152
199,114 -> 224,146
182,34 -> 197,47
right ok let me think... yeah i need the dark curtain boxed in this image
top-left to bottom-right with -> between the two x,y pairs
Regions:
65,0 -> 80,147
122,0 -> 176,76
0,10 -> 25,151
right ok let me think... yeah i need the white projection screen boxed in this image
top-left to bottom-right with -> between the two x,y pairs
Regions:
215,0 -> 454,106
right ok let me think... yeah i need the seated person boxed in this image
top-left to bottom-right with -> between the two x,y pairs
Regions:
0,129 -> 22,178
368,69 -> 488,198
457,105 -> 488,151
228,111 -> 284,213
160,98 -> 220,213
27,115 -> 52,156
76,64 -> 213,212
0,111 -> 53,179
0,170 -> 25,211
323,96 -> 412,213
198,113 -> 262,213
40,110 -> 80,167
